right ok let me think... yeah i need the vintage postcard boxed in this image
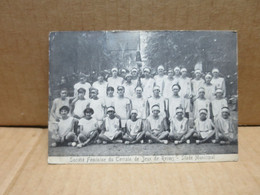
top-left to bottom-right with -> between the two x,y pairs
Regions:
48,31 -> 238,164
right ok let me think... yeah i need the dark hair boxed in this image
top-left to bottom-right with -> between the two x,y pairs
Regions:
60,88 -> 68,92
98,72 -> 105,77
106,106 -> 115,113
117,86 -> 125,91
83,107 -> 94,115
78,88 -> 86,94
172,83 -> 181,90
59,106 -> 70,113
107,86 -> 114,92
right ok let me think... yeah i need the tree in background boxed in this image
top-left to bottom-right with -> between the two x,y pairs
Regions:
143,31 -> 237,97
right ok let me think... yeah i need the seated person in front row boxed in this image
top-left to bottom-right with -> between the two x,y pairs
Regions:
98,106 -> 123,144
215,107 -> 237,145
77,107 -> 99,148
193,108 -> 215,144
123,109 -> 145,144
145,104 -> 169,144
168,107 -> 194,145
51,106 -> 77,147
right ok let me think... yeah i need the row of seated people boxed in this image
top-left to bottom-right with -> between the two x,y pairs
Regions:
50,104 -> 237,148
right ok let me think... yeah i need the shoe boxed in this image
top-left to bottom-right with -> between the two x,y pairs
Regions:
148,139 -> 153,144
174,140 -> 179,145
219,141 -> 226,145
186,139 -> 190,144
96,139 -> 102,144
77,143 -> 83,148
103,141 -> 107,144
140,140 -> 144,144
67,142 -> 72,146
163,140 -> 168,145
51,142 -> 57,147
71,142 -> 77,147
124,141 -> 130,145
211,139 -> 216,144
196,140 -> 201,144
113,140 -> 123,143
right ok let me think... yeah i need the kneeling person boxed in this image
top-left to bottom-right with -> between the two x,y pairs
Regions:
99,106 -> 123,143
145,105 -> 169,144
193,108 -> 215,144
215,107 -> 237,144
169,107 -> 193,145
123,109 -> 145,144
51,106 -> 77,147
77,107 -> 99,148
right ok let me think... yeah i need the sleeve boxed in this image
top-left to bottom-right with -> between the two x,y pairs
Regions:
169,118 -> 175,133
187,79 -> 192,95
222,78 -> 226,97
50,99 -> 57,118
100,118 -> 106,132
107,77 -> 111,85
94,119 -> 99,129
145,119 -> 151,132
74,84 -> 78,97
126,98 -> 131,105
210,119 -> 215,129
78,119 -> 82,126
223,99 -> 228,107
161,117 -> 168,132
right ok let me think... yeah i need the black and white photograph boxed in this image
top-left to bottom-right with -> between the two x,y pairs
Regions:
48,31 -> 238,164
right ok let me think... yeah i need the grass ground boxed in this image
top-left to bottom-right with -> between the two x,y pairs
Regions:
48,138 -> 238,156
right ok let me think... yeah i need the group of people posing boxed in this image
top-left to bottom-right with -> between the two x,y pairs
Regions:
49,65 -> 237,148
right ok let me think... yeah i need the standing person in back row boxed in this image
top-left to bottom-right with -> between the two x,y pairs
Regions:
131,67 -> 140,87
114,86 -> 131,130
107,67 -> 124,90
104,86 -> 115,114
141,67 -> 155,99
74,73 -> 91,99
92,72 -> 108,99
88,88 -> 105,128
154,65 -> 167,96
203,73 -> 215,101
193,87 -> 211,120
71,88 -> 90,119
211,88 -> 228,120
49,88 -> 72,123
168,84 -> 185,119
131,86 -> 147,120
147,85 -> 167,117
163,69 -> 176,99
211,68 -> 226,97
173,66 -> 182,84
191,69 -> 205,100
122,73 -> 136,99
179,68 -> 192,118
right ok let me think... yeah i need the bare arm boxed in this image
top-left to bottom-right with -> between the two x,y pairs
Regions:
146,100 -> 150,117
100,119 -> 106,133
50,99 -> 58,120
